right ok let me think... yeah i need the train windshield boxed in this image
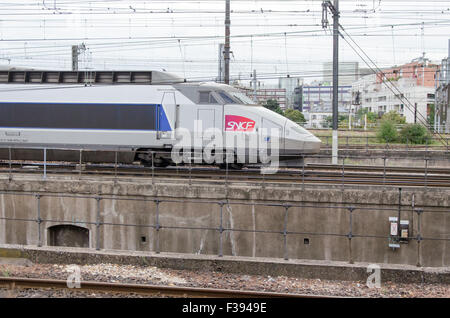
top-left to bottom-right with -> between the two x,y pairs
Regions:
219,90 -> 257,105
228,91 -> 257,105
217,91 -> 237,104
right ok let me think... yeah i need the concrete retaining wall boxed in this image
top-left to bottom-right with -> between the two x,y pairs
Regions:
0,174 -> 448,267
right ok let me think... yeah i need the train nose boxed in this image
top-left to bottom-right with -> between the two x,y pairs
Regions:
283,129 -> 321,156
302,134 -> 321,154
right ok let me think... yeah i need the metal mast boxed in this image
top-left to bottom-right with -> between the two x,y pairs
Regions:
71,45 -> 79,71
218,43 -> 225,83
253,69 -> 257,102
331,0 -> 339,165
224,0 -> 231,84
322,0 -> 340,164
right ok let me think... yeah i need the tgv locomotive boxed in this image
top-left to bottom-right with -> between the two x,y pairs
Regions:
0,70 -> 320,168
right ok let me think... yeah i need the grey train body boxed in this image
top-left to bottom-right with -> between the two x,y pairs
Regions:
0,74 -> 321,167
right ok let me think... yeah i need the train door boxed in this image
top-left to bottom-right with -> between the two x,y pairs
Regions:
197,109 -> 215,144
261,117 -> 284,158
158,91 -> 177,139
197,90 -> 222,143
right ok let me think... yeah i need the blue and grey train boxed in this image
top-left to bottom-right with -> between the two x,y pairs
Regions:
0,70 -> 320,168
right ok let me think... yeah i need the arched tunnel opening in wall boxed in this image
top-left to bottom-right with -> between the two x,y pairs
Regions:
47,225 -> 90,248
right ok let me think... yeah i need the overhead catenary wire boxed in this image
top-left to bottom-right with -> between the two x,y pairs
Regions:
0,1 -> 448,94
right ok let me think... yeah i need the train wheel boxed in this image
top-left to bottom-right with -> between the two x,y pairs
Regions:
139,152 -> 170,168
142,159 -> 170,168
218,163 -> 243,170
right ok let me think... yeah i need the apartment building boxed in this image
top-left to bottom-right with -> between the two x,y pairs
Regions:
302,83 -> 352,112
351,57 -> 438,124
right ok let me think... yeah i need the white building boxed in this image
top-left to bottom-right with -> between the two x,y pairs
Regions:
302,83 -> 352,112
306,106 -> 349,129
351,74 -> 436,124
278,77 -> 303,109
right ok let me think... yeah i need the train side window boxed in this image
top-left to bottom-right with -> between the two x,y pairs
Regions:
199,91 -> 219,104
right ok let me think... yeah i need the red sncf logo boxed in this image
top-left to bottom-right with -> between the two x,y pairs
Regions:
225,115 -> 255,131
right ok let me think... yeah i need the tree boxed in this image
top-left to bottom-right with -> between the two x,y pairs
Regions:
263,99 -> 284,115
356,108 -> 378,123
323,115 -> 347,128
377,120 -> 398,143
284,109 -> 306,124
381,111 -> 406,125
399,123 -> 430,144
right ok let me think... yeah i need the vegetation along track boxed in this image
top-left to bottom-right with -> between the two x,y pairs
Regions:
0,276 -> 334,298
0,161 -> 449,188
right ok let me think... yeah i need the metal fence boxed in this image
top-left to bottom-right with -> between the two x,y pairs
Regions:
0,146 -> 448,191
305,124 -> 450,134
317,135 -> 450,151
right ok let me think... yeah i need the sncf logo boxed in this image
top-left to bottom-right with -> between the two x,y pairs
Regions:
225,115 -> 256,132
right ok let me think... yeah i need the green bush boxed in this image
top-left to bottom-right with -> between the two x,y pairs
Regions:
263,99 -> 284,115
284,109 -> 306,124
377,120 -> 398,143
399,124 -> 430,144
381,111 -> 406,124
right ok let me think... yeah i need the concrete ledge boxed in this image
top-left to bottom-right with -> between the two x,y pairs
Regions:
0,173 -> 449,208
1,244 -> 448,285
0,257 -> 33,267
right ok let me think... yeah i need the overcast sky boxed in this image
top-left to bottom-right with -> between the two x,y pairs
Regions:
0,0 -> 449,84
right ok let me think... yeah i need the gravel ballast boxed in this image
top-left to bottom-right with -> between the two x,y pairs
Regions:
0,263 -> 448,298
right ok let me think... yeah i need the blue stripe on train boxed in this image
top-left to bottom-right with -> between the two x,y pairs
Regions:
158,104 -> 172,131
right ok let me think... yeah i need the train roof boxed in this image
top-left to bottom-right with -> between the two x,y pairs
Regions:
0,70 -> 185,85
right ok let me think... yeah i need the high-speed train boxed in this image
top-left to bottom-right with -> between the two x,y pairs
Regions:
0,70 -> 320,168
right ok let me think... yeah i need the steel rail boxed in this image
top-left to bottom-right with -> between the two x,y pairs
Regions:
1,160 -> 449,175
5,171 -> 449,187
0,161 -> 449,187
320,145 -> 449,150
0,276 -> 336,298
305,164 -> 450,174
1,168 -> 449,187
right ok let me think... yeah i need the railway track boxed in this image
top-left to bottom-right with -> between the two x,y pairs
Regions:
0,161 -> 449,188
320,145 -> 449,151
0,276 -> 333,298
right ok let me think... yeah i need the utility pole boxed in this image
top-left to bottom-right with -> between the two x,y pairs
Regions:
447,39 -> 450,83
224,0 -> 231,85
332,0 -> 339,165
414,103 -> 417,124
218,43 -> 224,83
348,110 -> 352,130
434,69 -> 438,133
71,45 -> 79,71
253,70 -> 258,102
72,43 -> 87,72
322,0 -> 340,164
